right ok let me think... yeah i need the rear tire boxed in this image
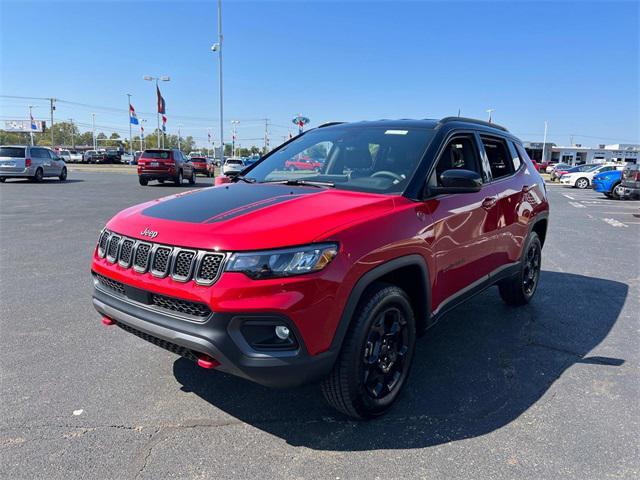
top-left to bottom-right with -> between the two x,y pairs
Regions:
59,167 -> 67,181
575,177 -> 589,189
321,283 -> 416,419
498,232 -> 542,306
188,171 -> 196,185
33,168 -> 44,183
138,177 -> 148,186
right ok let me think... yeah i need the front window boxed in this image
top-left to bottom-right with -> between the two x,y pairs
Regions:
243,126 -> 434,193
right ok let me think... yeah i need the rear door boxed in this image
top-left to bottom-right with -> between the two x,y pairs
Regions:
0,146 -> 27,174
423,132 -> 501,312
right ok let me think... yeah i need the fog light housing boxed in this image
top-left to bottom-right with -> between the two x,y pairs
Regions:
240,320 -> 298,351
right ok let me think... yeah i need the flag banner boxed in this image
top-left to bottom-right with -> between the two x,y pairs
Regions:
30,114 -> 37,131
162,115 -> 167,132
129,104 -> 139,125
157,86 -> 166,114
140,125 -> 145,139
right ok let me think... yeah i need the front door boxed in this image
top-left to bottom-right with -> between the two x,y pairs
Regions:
422,133 -> 500,314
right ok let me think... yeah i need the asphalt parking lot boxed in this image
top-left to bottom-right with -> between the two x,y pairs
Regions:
1,172 -> 638,479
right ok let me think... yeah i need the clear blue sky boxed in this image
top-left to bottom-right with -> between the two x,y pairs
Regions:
1,0 -> 638,148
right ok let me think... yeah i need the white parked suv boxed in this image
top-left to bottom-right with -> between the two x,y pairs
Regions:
560,163 -> 624,189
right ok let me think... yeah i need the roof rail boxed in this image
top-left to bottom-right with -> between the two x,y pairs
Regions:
438,116 -> 509,132
317,121 -> 345,128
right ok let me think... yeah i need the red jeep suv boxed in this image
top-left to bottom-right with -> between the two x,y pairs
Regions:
92,118 -> 549,418
137,149 -> 195,186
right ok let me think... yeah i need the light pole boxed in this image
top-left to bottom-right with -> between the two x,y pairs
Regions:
231,120 -> 239,157
91,113 -> 96,150
541,121 -> 548,163
177,124 -> 182,151
69,118 -> 75,148
143,75 -> 170,148
211,0 -> 224,161
486,109 -> 495,123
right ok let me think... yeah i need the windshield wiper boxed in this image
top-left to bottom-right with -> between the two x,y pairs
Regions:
232,175 -> 256,183
262,179 -> 335,188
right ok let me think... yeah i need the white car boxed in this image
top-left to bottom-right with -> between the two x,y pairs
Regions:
121,153 -> 133,164
69,150 -> 83,162
560,163 -> 624,189
222,158 -> 245,176
57,149 -> 72,162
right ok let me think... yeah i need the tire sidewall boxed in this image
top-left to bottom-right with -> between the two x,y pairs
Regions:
576,178 -> 588,189
346,287 -> 416,417
59,168 -> 67,181
519,232 -> 542,301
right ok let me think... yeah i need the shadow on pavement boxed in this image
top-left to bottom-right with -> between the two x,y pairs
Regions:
0,178 -> 85,184
173,271 -> 626,451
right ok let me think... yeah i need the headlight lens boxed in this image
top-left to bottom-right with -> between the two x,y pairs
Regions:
226,243 -> 338,279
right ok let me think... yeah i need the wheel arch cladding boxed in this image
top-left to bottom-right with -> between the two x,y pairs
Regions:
332,255 -> 430,352
532,218 -> 548,247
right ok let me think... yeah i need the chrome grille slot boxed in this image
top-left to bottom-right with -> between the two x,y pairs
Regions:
106,235 -> 121,263
151,246 -> 172,277
196,253 -> 225,284
98,230 -> 110,258
119,239 -> 135,268
96,229 -> 226,286
133,242 -> 152,273
172,250 -> 196,282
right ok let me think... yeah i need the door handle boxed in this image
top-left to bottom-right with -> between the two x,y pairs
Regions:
481,196 -> 497,209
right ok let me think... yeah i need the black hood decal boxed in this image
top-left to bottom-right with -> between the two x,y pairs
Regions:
142,183 -> 319,223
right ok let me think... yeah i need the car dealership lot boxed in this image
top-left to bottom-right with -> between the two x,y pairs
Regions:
1,173 -> 638,479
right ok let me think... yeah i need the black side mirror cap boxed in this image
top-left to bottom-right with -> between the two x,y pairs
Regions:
428,169 -> 483,195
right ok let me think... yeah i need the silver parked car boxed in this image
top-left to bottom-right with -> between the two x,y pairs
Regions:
0,145 -> 68,182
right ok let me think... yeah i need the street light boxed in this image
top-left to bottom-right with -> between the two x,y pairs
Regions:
91,113 -> 96,150
143,75 -> 170,148
486,108 -> 495,123
177,123 -> 183,151
211,0 -> 224,161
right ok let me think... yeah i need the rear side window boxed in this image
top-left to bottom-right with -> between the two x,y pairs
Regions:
32,148 -> 50,158
513,143 -> 531,171
481,136 -> 514,180
0,147 -> 26,158
142,150 -> 170,159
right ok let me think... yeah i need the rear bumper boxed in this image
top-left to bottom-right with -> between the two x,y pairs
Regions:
0,166 -> 36,177
92,285 -> 337,388
138,169 -> 176,180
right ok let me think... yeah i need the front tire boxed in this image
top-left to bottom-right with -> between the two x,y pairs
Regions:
174,170 -> 183,186
321,283 -> 416,419
498,232 -> 542,306
612,183 -> 624,200
188,171 -> 196,185
575,177 -> 589,189
59,167 -> 67,181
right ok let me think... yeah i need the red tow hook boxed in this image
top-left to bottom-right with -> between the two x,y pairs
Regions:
101,316 -> 116,326
196,355 -> 220,369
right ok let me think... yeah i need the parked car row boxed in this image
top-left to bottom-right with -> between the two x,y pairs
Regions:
592,163 -> 640,200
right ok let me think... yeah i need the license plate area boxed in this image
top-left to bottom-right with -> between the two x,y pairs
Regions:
150,162 -> 159,167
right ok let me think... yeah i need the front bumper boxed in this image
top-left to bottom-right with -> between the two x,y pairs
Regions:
92,280 -> 338,388
622,185 -> 640,199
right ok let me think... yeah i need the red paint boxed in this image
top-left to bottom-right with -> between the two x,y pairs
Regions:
101,316 -> 115,326
214,175 -> 231,186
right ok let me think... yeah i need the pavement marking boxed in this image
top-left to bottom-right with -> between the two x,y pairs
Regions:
562,194 -> 575,200
602,218 -> 628,228
569,201 -> 586,208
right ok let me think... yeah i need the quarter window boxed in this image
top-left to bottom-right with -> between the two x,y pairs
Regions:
481,136 -> 514,180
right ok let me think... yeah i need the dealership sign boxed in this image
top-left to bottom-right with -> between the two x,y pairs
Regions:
4,120 -> 46,133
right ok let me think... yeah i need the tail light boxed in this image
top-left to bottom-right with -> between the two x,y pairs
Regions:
25,158 -> 32,167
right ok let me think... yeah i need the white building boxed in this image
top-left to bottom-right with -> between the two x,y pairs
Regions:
524,142 -> 638,166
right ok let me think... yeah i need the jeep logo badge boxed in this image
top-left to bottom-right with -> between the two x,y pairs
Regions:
140,228 -> 158,239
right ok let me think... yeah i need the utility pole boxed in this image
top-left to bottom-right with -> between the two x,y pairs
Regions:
69,118 -> 75,148
49,98 -> 56,146
177,124 -> 182,151
570,134 -> 574,146
217,0 -> 224,160
126,93 -> 133,156
91,113 -> 96,150
541,121 -> 548,163
263,118 -> 269,154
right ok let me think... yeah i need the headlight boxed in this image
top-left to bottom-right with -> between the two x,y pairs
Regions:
226,243 -> 338,279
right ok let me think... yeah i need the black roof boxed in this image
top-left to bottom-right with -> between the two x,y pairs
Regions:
318,117 -> 509,133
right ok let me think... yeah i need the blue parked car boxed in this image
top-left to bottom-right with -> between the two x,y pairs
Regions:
592,169 -> 624,199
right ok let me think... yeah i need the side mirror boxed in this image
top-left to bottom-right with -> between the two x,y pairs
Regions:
429,169 -> 482,195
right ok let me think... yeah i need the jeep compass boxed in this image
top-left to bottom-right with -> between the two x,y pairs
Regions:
92,117 -> 549,418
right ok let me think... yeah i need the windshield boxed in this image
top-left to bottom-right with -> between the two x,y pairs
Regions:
226,160 -> 243,165
243,126 -> 434,193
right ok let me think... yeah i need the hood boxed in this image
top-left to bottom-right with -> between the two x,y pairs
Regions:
106,183 -> 396,250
